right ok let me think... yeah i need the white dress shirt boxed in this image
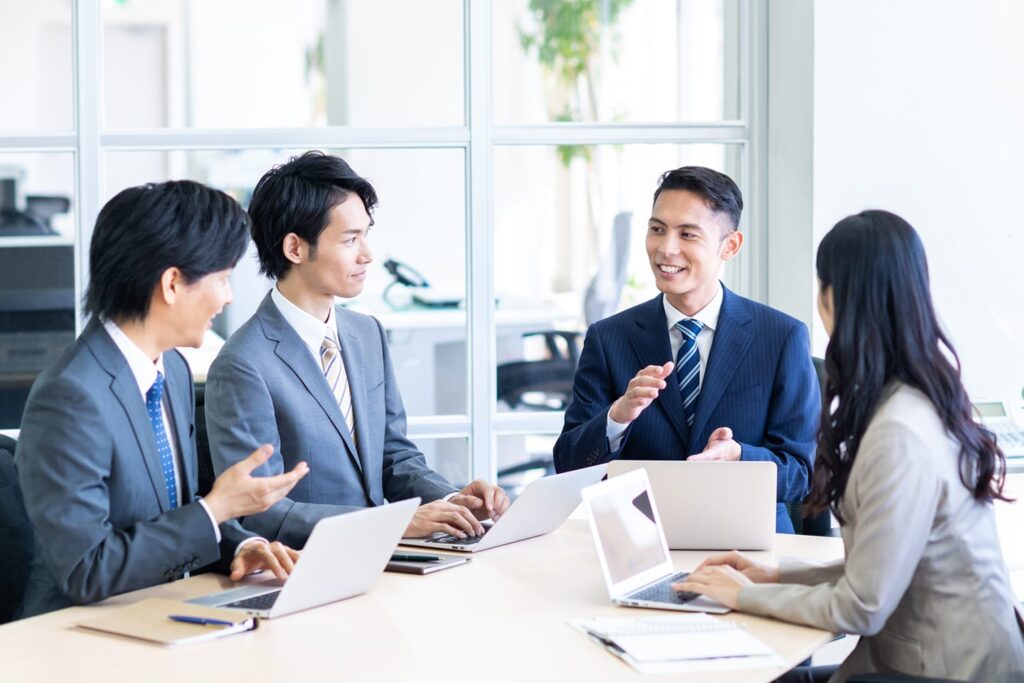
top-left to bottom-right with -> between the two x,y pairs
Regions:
103,320 -> 265,559
606,283 -> 724,451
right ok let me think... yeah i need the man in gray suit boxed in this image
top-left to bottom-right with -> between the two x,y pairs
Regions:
16,181 -> 308,618
205,152 -> 509,549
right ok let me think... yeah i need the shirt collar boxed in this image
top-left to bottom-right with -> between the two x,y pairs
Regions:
102,319 -> 166,397
271,285 -> 337,349
662,281 -> 724,334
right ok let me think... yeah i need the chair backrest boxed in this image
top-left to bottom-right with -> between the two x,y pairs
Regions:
0,436 -> 34,623
193,386 -> 216,498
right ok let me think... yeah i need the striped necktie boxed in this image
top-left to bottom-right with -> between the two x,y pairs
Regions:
674,318 -> 705,428
145,371 -> 178,509
321,332 -> 356,439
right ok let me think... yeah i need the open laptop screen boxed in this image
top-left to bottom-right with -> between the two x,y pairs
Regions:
587,472 -> 669,584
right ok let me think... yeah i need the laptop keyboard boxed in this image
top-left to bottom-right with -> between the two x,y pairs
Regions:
224,591 -> 280,611
627,572 -> 699,604
434,527 -> 490,545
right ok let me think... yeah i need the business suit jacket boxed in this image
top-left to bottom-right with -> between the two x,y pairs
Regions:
738,383 -> 1024,681
16,320 -> 252,618
205,293 -> 456,549
553,288 -> 819,532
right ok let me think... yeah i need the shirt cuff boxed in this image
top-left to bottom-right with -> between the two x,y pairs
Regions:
234,536 -> 269,558
443,492 -> 459,502
606,413 -> 630,451
197,498 -> 222,544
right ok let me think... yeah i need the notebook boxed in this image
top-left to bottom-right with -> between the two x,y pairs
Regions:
573,614 -> 773,663
77,598 -> 257,646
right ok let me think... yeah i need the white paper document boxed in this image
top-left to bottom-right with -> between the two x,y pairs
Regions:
571,613 -> 783,673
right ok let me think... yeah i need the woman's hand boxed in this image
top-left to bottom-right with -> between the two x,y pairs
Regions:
672,565 -> 752,610
695,550 -> 780,583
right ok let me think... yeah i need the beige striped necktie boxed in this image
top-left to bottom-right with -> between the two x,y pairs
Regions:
320,332 -> 355,439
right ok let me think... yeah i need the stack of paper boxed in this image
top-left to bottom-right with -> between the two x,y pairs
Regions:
571,613 -> 781,673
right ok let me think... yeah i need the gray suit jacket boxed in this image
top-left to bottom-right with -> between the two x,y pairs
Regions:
205,293 -> 456,548
16,320 -> 253,618
738,383 -> 1024,682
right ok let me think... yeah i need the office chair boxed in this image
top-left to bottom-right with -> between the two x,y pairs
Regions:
194,385 -> 216,498
848,675 -> 959,683
495,331 -> 581,494
0,435 -> 33,624
785,357 -> 836,536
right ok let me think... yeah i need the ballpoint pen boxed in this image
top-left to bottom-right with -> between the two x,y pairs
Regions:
168,614 -> 237,627
390,553 -> 442,563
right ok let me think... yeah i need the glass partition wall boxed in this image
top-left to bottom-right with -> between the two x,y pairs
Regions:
0,0 -> 760,484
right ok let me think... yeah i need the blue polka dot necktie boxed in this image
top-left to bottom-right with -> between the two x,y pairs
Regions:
146,371 -> 178,509
674,319 -> 705,429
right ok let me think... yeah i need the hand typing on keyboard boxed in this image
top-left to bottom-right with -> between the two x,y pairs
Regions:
671,550 -> 776,609
405,499 -> 486,539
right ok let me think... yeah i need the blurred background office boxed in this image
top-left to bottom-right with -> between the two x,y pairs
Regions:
0,0 -> 1021,491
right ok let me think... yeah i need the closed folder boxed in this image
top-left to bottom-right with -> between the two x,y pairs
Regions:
77,598 -> 257,646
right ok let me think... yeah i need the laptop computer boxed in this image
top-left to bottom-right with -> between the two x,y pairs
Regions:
400,464 -> 607,553
188,497 -> 419,618
607,460 -> 776,550
581,467 -> 729,614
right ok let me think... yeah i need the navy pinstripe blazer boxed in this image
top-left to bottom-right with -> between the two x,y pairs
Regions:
553,287 -> 819,532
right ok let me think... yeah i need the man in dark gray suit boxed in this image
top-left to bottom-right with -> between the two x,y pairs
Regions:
205,152 -> 509,549
16,181 -> 308,618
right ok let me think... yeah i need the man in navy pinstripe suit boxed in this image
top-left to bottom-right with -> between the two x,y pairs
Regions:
553,167 -> 818,532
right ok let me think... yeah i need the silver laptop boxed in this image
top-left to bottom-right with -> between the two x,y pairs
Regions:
582,468 -> 729,614
607,460 -> 776,550
400,464 -> 607,553
188,497 -> 419,618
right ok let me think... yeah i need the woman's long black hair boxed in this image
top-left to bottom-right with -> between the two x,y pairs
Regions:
807,210 -> 1009,523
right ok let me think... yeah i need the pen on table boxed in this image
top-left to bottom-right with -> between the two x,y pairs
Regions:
169,614 -> 236,627
390,553 -> 442,563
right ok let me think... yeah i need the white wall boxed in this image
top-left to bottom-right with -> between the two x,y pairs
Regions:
812,0 -> 1024,411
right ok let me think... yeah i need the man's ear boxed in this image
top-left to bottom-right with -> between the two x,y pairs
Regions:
719,230 -> 744,262
281,233 -> 305,265
157,267 -> 184,305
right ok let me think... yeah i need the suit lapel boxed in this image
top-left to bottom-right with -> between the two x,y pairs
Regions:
688,287 -> 754,451
627,295 -> 690,447
163,360 -> 194,502
84,321 -> 171,512
335,309 -> 376,501
257,294 -> 363,476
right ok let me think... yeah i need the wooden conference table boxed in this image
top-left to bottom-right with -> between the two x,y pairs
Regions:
0,520 -> 844,683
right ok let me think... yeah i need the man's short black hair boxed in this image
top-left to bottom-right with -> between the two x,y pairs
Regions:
248,151 -> 378,280
652,166 -> 743,231
85,180 -> 249,322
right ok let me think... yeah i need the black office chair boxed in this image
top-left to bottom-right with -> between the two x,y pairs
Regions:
495,331 -> 581,495
848,675 -> 959,683
785,357 -> 835,536
0,435 -> 34,624
194,385 -> 216,498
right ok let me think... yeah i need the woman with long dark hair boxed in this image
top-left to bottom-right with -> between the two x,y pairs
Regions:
673,210 -> 1024,682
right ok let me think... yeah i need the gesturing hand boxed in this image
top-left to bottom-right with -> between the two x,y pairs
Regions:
204,445 -> 309,524
609,362 -> 674,425
688,426 -> 742,461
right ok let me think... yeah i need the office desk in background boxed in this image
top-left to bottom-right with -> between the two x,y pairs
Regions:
0,520 -> 843,683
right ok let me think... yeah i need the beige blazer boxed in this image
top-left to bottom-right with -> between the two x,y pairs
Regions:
739,383 -> 1024,682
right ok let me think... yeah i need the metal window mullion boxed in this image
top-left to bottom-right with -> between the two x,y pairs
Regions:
467,0 -> 495,482
491,122 -> 749,146
73,0 -> 103,335
0,133 -> 77,151
99,127 -> 470,151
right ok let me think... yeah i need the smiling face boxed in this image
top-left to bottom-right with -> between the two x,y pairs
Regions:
284,194 -> 374,301
175,268 -> 233,347
645,189 -> 743,315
